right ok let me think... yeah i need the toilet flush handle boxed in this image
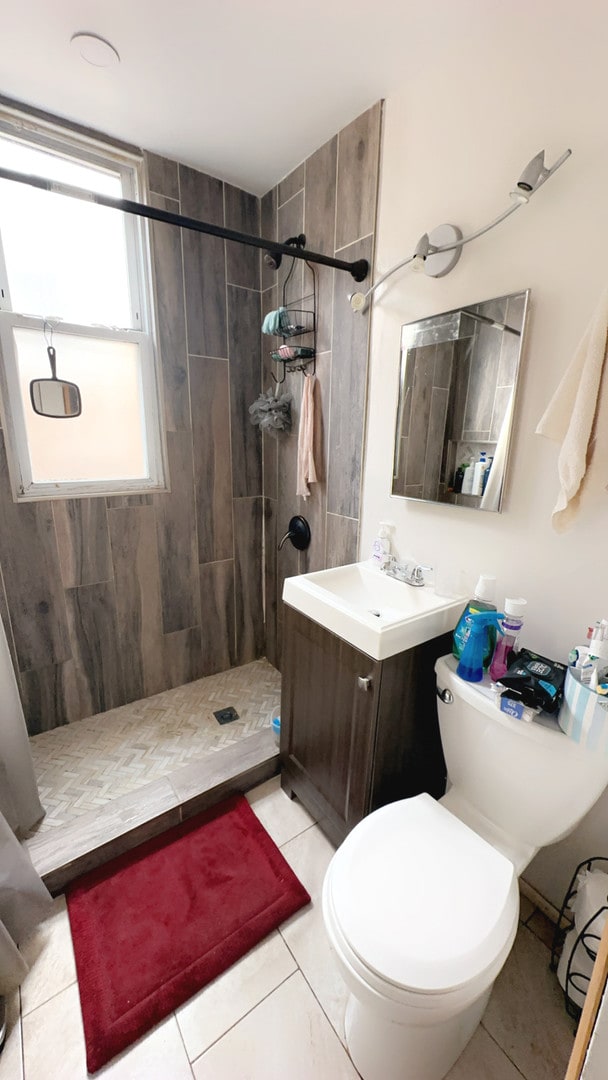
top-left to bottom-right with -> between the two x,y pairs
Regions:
437,687 -> 453,704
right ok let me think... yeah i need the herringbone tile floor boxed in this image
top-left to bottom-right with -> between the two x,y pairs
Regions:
29,659 -> 281,832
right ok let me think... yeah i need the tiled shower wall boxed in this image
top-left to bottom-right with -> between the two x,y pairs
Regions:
0,145 -> 265,734
0,101 -> 382,730
261,102 -> 382,667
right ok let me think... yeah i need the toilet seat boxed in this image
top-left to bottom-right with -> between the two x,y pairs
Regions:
325,793 -> 518,996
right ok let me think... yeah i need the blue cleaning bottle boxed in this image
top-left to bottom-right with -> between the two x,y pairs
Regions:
457,611 -> 504,683
452,574 -> 497,668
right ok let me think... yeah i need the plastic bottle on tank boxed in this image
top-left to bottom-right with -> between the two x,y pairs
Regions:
489,598 -> 527,682
457,611 -> 505,683
452,574 -> 497,667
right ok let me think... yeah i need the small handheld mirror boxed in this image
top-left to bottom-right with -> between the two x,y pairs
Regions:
29,345 -> 82,419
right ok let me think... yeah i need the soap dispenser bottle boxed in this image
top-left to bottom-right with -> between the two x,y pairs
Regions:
371,521 -> 392,568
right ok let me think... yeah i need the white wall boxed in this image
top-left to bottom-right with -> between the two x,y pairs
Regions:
360,36 -> 608,908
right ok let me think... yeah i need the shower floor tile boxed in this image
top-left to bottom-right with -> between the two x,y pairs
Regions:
28,659 -> 281,834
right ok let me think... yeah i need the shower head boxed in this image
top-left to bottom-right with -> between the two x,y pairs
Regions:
262,234 -> 306,273
263,249 -> 282,271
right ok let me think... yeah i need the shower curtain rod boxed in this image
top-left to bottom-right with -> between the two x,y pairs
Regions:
0,166 -> 370,282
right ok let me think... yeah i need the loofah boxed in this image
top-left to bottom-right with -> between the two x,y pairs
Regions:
248,388 -> 292,436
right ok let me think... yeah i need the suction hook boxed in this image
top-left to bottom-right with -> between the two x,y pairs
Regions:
278,515 -> 311,551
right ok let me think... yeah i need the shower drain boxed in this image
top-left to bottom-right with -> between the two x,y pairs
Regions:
213,706 -> 240,725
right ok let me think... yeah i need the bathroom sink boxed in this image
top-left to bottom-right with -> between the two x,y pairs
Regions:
282,562 -> 466,660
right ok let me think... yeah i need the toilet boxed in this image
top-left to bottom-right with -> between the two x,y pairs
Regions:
322,654 -> 608,1080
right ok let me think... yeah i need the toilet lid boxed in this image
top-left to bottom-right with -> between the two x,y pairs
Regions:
328,793 -> 516,994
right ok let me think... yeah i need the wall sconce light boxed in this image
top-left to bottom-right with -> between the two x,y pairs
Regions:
349,148 -> 572,313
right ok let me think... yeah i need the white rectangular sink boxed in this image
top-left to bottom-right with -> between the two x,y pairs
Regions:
282,561 -> 466,660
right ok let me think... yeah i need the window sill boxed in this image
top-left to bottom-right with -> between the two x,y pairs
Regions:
13,481 -> 170,503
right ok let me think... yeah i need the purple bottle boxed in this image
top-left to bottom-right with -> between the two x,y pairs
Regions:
490,598 -> 527,682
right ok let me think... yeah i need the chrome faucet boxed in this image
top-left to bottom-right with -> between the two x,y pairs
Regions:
382,556 -> 432,587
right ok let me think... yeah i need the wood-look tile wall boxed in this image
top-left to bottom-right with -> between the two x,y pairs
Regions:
261,103 -> 383,667
0,149 -> 265,734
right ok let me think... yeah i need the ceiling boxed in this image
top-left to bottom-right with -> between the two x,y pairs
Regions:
0,2 -> 603,195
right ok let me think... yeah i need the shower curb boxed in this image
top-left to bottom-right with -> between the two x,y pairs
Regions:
26,728 -> 279,895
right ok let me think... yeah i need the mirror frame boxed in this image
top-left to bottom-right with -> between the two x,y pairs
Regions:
391,290 -> 530,513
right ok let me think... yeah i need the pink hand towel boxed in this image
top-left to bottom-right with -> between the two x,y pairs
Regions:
297,375 -> 318,498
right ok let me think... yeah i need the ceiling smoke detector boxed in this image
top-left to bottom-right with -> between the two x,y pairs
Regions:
70,32 -> 120,68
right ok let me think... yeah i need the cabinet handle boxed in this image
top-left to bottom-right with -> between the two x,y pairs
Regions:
357,676 -> 371,692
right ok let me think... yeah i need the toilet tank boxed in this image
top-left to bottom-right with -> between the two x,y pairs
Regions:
435,655 -> 608,851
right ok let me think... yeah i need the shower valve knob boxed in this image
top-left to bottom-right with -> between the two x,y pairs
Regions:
278,515 -> 311,552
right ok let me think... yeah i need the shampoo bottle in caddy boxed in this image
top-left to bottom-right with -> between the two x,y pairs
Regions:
472,452 -> 488,496
453,574 -> 497,668
461,459 -> 475,495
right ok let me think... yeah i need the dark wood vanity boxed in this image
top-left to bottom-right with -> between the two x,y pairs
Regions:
280,604 -> 451,847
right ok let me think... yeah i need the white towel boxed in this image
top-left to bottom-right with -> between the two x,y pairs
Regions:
536,286 -> 608,531
296,375 -> 318,498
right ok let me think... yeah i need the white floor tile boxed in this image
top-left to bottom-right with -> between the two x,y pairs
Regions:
446,1025 -> 525,1079
482,924 -> 575,1080
21,981 -> 194,1080
100,1013 -> 194,1080
19,895 -> 76,1015
22,982 -> 89,1080
247,776 -> 316,847
0,990 -> 22,1080
176,930 -> 296,1062
191,971 -> 359,1080
279,824 -> 336,901
280,901 -> 349,1044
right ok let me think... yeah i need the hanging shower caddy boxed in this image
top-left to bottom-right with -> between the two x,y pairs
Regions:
550,855 -> 608,1019
266,236 -> 317,384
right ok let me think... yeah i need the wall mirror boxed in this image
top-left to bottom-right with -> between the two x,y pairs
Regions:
392,289 -> 529,512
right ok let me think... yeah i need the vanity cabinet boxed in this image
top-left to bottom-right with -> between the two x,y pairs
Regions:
280,604 -> 451,847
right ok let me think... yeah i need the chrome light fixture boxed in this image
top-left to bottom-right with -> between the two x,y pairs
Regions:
349,148 -> 572,312
411,233 -> 430,273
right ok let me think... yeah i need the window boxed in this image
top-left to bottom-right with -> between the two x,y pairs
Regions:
0,107 -> 166,499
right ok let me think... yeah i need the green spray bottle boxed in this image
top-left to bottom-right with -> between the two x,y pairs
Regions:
456,611 -> 504,683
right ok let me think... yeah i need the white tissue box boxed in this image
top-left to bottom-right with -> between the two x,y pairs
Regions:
558,671 -> 608,752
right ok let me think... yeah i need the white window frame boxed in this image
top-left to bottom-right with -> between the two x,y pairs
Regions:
0,106 -> 167,501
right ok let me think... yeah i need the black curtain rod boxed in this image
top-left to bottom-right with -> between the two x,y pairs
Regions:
0,166 -> 370,283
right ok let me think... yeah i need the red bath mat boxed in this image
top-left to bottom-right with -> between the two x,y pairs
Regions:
66,794 -> 310,1073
